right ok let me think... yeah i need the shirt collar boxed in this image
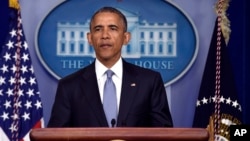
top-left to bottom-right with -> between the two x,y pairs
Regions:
95,58 -> 123,79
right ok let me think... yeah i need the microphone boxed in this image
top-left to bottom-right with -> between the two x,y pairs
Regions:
111,119 -> 116,127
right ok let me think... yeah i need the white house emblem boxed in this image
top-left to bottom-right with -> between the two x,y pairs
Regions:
35,0 -> 198,86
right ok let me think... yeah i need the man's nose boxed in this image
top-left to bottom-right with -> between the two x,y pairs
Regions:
101,29 -> 110,39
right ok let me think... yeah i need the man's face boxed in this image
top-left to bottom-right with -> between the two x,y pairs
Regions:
87,12 -> 130,67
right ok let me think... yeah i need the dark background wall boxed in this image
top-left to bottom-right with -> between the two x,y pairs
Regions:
228,0 -> 250,124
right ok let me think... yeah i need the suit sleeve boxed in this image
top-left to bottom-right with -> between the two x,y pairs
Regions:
47,80 -> 71,127
150,72 -> 173,127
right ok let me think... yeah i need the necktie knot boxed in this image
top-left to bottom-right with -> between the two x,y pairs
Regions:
106,70 -> 114,79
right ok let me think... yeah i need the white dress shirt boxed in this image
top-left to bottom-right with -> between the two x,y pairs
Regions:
95,58 -> 123,110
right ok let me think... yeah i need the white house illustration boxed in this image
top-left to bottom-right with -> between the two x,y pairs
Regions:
56,9 -> 177,58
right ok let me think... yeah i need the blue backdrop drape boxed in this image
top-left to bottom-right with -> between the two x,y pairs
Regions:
228,0 -> 250,124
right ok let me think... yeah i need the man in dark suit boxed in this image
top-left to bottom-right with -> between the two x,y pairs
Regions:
48,6 -> 173,127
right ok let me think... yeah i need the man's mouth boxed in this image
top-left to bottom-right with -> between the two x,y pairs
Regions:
100,44 -> 112,48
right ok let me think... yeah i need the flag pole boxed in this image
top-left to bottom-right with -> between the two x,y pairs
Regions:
213,0 -> 230,140
10,1 -> 22,140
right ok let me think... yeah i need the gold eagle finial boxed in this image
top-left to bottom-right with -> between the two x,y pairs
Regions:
215,0 -> 231,45
9,0 -> 20,10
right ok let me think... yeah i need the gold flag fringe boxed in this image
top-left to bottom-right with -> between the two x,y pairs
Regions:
9,0 -> 20,10
215,0 -> 231,45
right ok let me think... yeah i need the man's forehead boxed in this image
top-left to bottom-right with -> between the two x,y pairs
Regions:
93,12 -> 120,20
90,11 -> 126,31
91,13 -> 122,26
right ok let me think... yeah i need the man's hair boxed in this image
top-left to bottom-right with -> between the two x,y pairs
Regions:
89,6 -> 128,32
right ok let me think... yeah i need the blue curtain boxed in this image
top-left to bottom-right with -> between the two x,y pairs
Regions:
228,0 -> 250,124
0,0 -> 9,52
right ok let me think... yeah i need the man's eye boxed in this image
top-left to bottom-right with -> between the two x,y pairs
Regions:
111,27 -> 117,31
93,26 -> 102,32
94,28 -> 101,31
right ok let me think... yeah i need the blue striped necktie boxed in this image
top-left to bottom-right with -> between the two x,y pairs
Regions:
103,70 -> 117,127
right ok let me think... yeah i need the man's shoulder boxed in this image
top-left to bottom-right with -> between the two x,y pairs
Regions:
59,62 -> 94,82
123,59 -> 159,75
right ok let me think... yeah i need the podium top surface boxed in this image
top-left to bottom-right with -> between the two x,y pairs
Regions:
30,127 -> 209,141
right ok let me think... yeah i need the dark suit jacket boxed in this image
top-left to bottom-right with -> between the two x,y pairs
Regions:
48,59 -> 173,127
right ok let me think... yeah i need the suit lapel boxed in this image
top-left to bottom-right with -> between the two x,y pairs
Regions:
81,62 -> 108,126
117,60 -> 138,126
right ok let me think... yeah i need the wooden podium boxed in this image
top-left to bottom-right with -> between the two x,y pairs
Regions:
30,128 -> 209,141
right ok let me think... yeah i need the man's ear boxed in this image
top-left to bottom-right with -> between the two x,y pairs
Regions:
87,32 -> 92,45
123,32 -> 131,45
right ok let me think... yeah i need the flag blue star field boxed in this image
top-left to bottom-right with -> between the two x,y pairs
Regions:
0,1 -> 44,141
193,1 -> 242,140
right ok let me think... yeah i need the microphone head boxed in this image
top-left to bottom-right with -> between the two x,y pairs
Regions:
111,119 -> 116,127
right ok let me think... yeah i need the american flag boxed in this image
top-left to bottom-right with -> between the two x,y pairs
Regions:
0,1 -> 44,141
